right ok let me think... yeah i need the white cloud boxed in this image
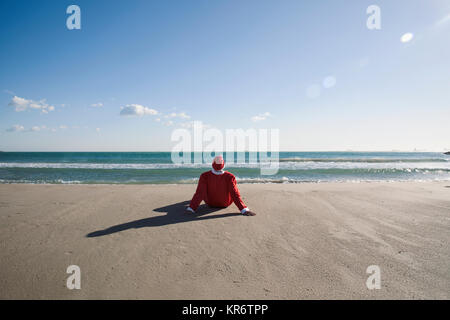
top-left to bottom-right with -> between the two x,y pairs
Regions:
179,121 -> 214,130
251,112 -> 271,122
400,33 -> 414,43
7,124 -> 72,133
179,112 -> 190,119
91,103 -> 103,108
8,96 -> 28,111
120,104 -> 158,116
6,124 -> 25,132
164,112 -> 191,119
8,95 -> 55,113
96,128 -> 101,132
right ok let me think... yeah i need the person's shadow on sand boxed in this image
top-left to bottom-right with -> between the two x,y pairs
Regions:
86,200 -> 240,238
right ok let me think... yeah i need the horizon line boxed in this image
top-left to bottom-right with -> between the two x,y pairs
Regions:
0,150 -> 448,153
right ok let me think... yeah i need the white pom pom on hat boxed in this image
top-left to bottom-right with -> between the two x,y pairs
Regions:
212,155 -> 225,170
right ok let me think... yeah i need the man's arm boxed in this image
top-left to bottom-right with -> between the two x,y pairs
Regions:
186,174 -> 207,213
229,175 -> 256,216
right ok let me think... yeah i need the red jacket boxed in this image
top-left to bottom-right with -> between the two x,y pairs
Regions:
189,170 -> 247,212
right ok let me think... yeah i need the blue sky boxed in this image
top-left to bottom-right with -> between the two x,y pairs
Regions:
0,0 -> 449,151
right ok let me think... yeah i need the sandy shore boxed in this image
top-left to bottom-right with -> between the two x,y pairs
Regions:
0,182 -> 449,299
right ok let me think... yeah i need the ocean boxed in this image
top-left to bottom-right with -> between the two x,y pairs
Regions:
0,152 -> 449,184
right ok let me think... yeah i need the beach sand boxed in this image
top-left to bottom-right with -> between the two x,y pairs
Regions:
0,182 -> 449,299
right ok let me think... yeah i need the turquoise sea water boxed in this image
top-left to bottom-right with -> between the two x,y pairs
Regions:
0,152 -> 449,184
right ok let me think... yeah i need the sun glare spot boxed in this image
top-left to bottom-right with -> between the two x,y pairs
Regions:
400,33 -> 414,43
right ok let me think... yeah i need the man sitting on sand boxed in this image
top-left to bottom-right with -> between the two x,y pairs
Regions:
186,155 -> 256,216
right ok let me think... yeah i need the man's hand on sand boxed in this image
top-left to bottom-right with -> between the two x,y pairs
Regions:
243,211 -> 256,216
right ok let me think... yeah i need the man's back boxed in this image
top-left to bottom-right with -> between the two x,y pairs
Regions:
198,170 -> 236,208
186,155 -> 255,215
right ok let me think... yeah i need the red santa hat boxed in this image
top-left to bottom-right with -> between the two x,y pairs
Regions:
212,155 -> 225,171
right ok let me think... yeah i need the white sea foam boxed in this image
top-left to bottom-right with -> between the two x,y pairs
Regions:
0,161 -> 449,171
